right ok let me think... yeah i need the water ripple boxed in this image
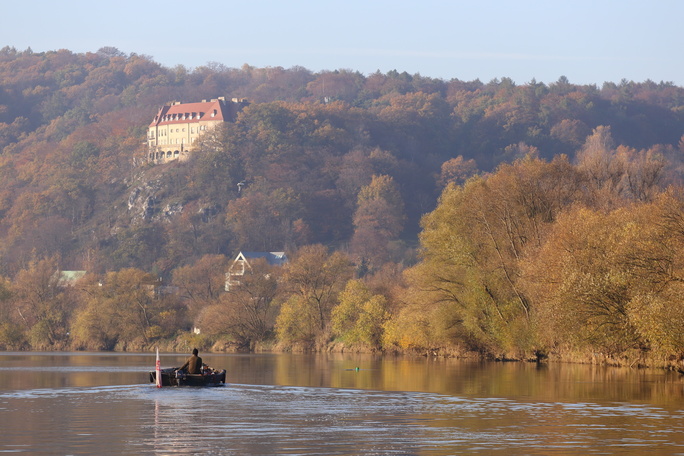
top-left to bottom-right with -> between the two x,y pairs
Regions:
2,383 -> 684,454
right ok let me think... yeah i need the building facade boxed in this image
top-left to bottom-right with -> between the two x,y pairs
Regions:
147,97 -> 248,163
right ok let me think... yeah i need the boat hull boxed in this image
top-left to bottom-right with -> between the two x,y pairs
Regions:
149,367 -> 226,387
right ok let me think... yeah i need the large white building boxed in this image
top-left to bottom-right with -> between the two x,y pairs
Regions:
147,97 -> 248,163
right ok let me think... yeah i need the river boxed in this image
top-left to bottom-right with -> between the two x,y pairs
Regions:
0,352 -> 683,455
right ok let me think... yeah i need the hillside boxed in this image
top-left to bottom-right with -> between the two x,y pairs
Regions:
2,46 -> 684,362
1,46 -> 683,277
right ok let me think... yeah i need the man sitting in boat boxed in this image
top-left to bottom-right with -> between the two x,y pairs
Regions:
177,348 -> 203,374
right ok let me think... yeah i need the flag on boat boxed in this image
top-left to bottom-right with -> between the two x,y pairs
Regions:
155,348 -> 162,388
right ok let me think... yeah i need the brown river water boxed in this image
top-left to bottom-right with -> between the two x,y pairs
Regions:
0,352 -> 683,455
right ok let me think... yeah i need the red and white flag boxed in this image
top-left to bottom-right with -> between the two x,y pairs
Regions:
155,347 -> 162,388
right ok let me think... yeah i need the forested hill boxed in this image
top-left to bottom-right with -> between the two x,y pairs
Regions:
1,46 -> 684,278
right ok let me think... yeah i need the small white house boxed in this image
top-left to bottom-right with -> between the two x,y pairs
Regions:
225,251 -> 288,291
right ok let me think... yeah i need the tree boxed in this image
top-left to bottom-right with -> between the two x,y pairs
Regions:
575,126 -> 624,206
306,70 -> 364,103
276,245 -> 353,346
10,257 -> 73,349
70,273 -> 119,350
172,254 -> 229,314
191,122 -> 245,201
71,268 -> 184,350
622,191 -> 684,357
197,258 -> 279,347
523,205 -> 648,355
0,275 -> 23,349
225,186 -> 304,251
111,225 -> 168,272
331,279 -> 388,348
576,127 -> 668,206
350,175 -> 405,268
618,145 -> 666,202
336,148 -> 399,205
549,118 -> 590,149
437,156 -> 478,188
404,155 -> 584,356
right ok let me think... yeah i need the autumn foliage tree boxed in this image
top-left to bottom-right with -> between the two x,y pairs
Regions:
71,268 -> 185,350
225,186 -> 305,252
0,275 -> 18,349
331,279 -> 388,349
276,245 -> 353,347
197,258 -> 280,348
10,257 -> 73,349
350,174 -> 406,268
437,155 -> 478,188
400,155 -> 586,357
523,206 -> 644,354
522,191 -> 684,360
172,254 -> 229,315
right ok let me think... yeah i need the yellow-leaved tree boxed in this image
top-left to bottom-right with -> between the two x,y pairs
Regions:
331,279 -> 388,349
523,190 -> 684,363
71,268 -> 185,350
276,245 -> 353,348
395,154 -> 584,357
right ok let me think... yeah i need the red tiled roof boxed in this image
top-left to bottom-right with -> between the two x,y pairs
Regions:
149,99 -> 228,127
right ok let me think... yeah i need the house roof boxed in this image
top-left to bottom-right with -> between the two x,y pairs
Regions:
238,251 -> 288,266
149,98 -> 245,127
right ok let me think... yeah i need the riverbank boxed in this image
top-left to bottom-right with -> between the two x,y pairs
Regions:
9,330 -> 681,373
98,333 -> 684,373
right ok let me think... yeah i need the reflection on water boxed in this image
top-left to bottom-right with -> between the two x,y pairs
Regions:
0,352 -> 683,455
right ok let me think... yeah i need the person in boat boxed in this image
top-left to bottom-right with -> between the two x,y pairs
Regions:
177,348 -> 203,374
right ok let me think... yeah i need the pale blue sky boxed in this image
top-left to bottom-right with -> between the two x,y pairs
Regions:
3,0 -> 683,85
